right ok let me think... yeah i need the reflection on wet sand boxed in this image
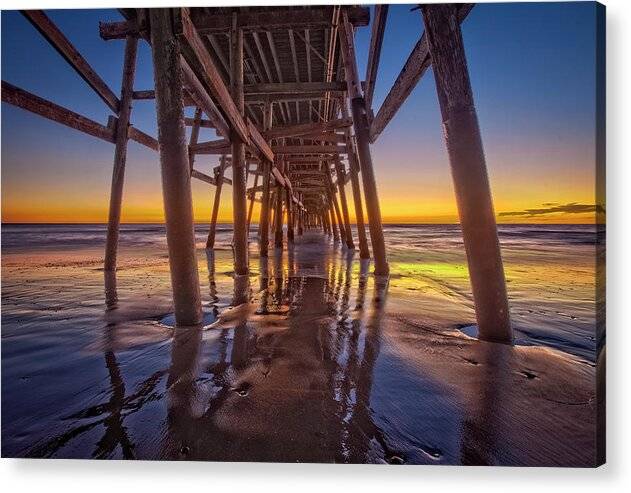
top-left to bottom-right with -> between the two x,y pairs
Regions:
159,233 -> 389,462
9,231 -> 597,465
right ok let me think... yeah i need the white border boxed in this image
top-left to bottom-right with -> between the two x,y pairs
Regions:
1,0 -> 629,490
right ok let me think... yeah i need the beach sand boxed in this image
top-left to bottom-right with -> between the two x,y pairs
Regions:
1,225 -> 602,465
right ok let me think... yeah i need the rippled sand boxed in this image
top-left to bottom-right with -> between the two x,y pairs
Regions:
1,227 -> 602,465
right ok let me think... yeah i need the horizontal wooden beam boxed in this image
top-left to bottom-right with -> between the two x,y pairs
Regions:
245,93 -> 329,104
128,126 -> 159,151
263,117 -> 353,140
132,90 -> 155,100
176,8 -> 250,144
99,19 -> 139,41
299,132 -> 346,144
369,4 -> 473,143
272,145 -> 347,155
22,10 -> 120,113
289,170 -> 325,176
191,7 -> 369,33
105,115 -> 159,152
191,168 -> 217,186
100,7 -> 369,39
184,116 -> 214,128
190,138 -> 229,153
294,186 -> 326,193
244,81 -> 346,95
2,80 -> 115,142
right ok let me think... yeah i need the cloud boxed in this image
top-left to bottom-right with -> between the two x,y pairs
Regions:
498,202 -> 606,217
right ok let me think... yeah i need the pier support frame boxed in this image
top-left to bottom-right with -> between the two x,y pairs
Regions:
339,10 -> 388,274
150,9 -> 202,326
104,35 -> 138,272
206,155 -> 226,249
285,188 -> 295,243
274,182 -> 284,249
329,203 -> 340,242
421,4 -> 512,344
259,103 -> 273,257
341,101 -> 370,259
247,173 -> 259,232
230,18 -> 249,275
334,156 -> 355,250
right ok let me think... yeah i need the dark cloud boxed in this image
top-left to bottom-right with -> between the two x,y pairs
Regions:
499,202 -> 606,217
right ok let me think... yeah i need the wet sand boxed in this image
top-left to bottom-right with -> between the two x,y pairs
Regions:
1,227 -> 601,465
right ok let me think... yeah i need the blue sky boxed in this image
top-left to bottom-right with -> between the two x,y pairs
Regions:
1,3 -> 601,223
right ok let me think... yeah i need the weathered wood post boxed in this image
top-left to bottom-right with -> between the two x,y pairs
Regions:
150,9 -> 202,326
259,103 -> 273,257
274,158 -> 285,249
104,35 -> 138,272
285,187 -> 295,243
327,171 -> 347,244
339,10 -> 388,275
334,156 -> 355,250
322,210 -> 330,234
247,173 -> 259,232
297,206 -> 304,235
188,107 -> 202,171
230,16 -> 249,275
206,155 -> 226,249
329,203 -> 340,242
421,4 -> 512,344
341,101 -> 370,259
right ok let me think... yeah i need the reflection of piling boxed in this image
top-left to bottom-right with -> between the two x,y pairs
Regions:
230,273 -> 251,369
205,249 -> 218,307
104,269 -> 118,309
459,343 -> 508,465
421,5 -> 511,344
166,326 -> 203,457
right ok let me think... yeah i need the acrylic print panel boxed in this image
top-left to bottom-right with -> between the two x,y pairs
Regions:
0,2 -> 605,466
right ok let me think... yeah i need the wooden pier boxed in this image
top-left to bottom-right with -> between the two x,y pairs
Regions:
2,4 -> 512,343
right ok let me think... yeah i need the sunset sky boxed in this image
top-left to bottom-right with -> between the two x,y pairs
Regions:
1,3 -> 601,224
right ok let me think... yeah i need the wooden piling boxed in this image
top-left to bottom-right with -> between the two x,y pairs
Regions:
104,35 -> 138,272
329,203 -> 340,241
150,9 -> 202,326
259,103 -> 273,257
421,4 -> 512,344
334,156 -> 355,250
188,106 -> 202,171
247,173 -> 259,231
328,175 -> 346,245
297,207 -> 304,235
286,187 -> 295,243
274,177 -> 284,249
230,18 -> 249,275
341,101 -> 370,259
206,155 -> 226,249
339,10 -> 389,274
